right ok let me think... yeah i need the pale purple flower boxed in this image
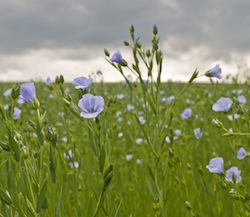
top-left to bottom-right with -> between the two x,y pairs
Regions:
175,129 -> 182,137
136,159 -> 142,164
126,154 -> 133,161
19,83 -> 36,103
117,94 -> 124,99
17,98 -> 25,105
212,97 -> 233,112
237,95 -> 246,104
110,50 -> 124,64
206,157 -> 224,174
4,104 -> 9,110
226,166 -> 241,183
13,107 -> 21,120
232,89 -> 243,95
143,79 -> 149,85
69,161 -> 79,169
3,88 -> 12,98
46,77 -> 52,86
78,93 -> 104,119
127,104 -> 134,111
73,77 -> 93,90
139,116 -> 146,125
181,108 -> 192,119
194,128 -> 203,139
228,114 -> 240,121
64,149 -> 74,159
167,95 -> 175,104
205,64 -> 222,79
161,97 -> 167,104
237,147 -> 247,160
165,136 -> 171,143
118,132 -> 123,138
136,138 -> 143,145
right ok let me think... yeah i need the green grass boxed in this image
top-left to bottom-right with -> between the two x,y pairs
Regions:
0,80 -> 249,217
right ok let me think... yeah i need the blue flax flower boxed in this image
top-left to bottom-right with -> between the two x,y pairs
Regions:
78,93 -> 104,119
46,77 -> 52,86
194,128 -> 203,139
205,64 -> 222,79
181,108 -> 192,119
212,97 -> 233,112
206,157 -> 224,174
110,50 -> 127,66
237,147 -> 247,160
226,166 -> 241,183
237,95 -> 246,104
4,88 -> 12,98
73,77 -> 93,90
13,107 -> 21,120
19,83 -> 36,103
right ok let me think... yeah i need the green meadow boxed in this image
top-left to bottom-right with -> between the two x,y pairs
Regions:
0,26 -> 250,217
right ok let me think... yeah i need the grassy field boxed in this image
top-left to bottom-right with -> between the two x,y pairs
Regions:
0,79 -> 249,217
0,26 -> 250,216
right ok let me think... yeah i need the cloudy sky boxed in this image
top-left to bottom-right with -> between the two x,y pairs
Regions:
0,0 -> 250,82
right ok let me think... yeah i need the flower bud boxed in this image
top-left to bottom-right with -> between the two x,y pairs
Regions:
153,25 -> 158,35
124,41 -> 130,46
104,49 -> 110,57
11,83 -> 20,100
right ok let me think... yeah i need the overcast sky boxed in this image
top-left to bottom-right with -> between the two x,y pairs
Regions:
0,0 -> 249,82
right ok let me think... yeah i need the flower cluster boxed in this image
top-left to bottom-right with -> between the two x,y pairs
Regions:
206,147 -> 247,184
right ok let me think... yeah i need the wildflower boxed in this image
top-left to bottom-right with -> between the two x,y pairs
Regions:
117,94 -> 124,99
13,107 -> 21,120
110,50 -> 127,66
237,147 -> 247,160
127,104 -> 134,111
228,114 -> 240,121
64,149 -> 74,159
206,157 -> 224,174
73,77 -> 93,90
78,93 -> 104,119
143,79 -> 149,85
3,88 -> 12,98
69,161 -> 79,169
118,132 -> 123,138
194,128 -> 203,139
19,82 -> 36,103
167,95 -> 175,104
136,138 -> 143,145
237,95 -> 246,104
123,82 -> 128,87
175,129 -> 182,137
181,108 -> 192,119
139,116 -> 146,125
212,97 -> 233,112
232,89 -> 242,95
161,97 -> 167,104
225,166 -> 241,183
125,154 -> 133,161
205,64 -> 222,79
165,136 -> 171,143
136,159 -> 142,165
46,77 -> 52,86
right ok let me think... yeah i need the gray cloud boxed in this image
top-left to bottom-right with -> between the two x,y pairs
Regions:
0,0 -> 249,80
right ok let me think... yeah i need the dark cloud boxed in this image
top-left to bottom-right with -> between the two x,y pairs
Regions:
0,0 -> 249,80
